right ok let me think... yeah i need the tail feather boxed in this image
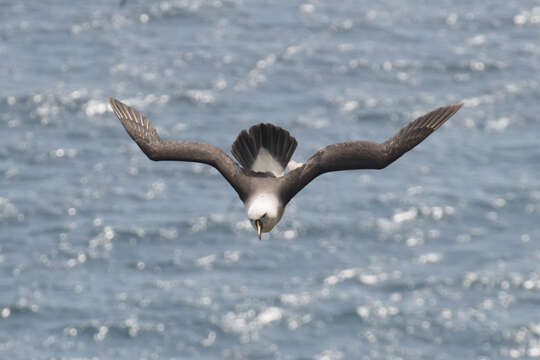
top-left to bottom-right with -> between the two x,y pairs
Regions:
232,130 -> 256,168
231,123 -> 297,175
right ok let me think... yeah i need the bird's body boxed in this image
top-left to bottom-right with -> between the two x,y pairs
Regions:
108,97 -> 462,239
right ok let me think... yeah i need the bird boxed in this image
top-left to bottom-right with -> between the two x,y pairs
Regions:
108,97 -> 462,240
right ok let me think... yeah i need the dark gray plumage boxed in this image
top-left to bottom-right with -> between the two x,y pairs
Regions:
108,97 -> 462,239
279,103 -> 463,204
231,123 -> 297,172
108,97 -> 249,201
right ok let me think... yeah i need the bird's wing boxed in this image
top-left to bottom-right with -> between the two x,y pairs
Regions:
108,97 -> 250,200
279,103 -> 463,204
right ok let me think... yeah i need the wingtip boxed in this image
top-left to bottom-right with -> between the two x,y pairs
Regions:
447,103 -> 464,115
107,97 -> 118,110
451,102 -> 464,116
443,103 -> 463,112
435,103 -> 463,128
107,96 -> 119,106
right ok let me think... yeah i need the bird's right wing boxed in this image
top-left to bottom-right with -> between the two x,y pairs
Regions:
279,103 -> 463,204
108,97 -> 250,200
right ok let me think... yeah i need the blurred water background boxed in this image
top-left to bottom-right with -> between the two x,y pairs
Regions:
1,0 -> 540,359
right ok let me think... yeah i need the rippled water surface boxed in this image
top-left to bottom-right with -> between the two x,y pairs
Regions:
1,1 -> 540,359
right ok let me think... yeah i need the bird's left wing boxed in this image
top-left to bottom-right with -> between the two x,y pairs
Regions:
108,97 -> 250,200
279,103 -> 463,204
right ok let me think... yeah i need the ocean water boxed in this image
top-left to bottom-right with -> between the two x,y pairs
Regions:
1,0 -> 540,359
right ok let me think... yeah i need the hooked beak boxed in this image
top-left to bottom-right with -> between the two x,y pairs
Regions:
256,219 -> 262,241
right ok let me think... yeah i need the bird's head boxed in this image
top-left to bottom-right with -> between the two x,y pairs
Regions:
246,193 -> 284,240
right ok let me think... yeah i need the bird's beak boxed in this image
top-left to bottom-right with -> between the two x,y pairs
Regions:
256,219 -> 262,241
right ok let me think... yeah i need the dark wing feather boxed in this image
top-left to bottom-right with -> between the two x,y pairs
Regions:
279,103 -> 463,204
108,97 -> 250,200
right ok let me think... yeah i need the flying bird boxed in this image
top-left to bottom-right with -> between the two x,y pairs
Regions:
108,97 -> 462,240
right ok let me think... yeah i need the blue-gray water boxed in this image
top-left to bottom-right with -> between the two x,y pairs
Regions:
1,1 -> 540,359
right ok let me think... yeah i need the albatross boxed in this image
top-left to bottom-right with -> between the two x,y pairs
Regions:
108,97 -> 462,240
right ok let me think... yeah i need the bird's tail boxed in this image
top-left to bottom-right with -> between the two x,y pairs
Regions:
231,123 -> 297,176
